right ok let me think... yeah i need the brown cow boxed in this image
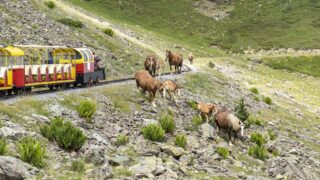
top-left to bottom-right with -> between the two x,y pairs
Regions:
165,50 -> 183,74
188,52 -> 193,64
144,55 -> 157,77
214,106 -> 244,146
195,102 -> 216,123
135,70 -> 163,107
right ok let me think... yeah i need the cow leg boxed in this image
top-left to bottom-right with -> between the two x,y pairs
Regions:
135,80 -> 140,89
163,87 -> 166,99
227,130 -> 233,146
151,91 -> 156,107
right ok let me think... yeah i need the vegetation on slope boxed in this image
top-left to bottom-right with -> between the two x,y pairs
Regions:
67,0 -> 320,52
262,56 -> 320,77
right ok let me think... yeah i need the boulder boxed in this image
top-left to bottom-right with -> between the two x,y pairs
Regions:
199,123 -> 216,139
0,126 -> 28,141
161,145 -> 185,158
84,148 -> 105,165
129,156 -> 162,178
87,163 -> 112,179
0,156 -> 32,180
108,155 -> 131,166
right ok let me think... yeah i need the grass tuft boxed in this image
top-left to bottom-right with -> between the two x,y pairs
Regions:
216,147 -> 229,159
18,137 -> 46,168
248,144 -> 268,160
76,99 -> 97,123
45,1 -> 56,9
57,18 -> 84,28
174,134 -> 187,149
235,98 -> 250,122
114,134 -> 129,146
159,112 -> 176,133
71,159 -> 85,172
268,130 -> 277,141
250,132 -> 266,147
0,138 -> 9,156
250,87 -> 259,94
263,96 -> 273,105
141,124 -> 165,142
186,100 -> 198,110
103,28 -> 115,37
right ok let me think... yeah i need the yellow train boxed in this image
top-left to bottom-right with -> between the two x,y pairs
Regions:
0,45 -> 105,95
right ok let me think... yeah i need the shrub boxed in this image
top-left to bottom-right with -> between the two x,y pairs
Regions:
245,116 -> 263,128
186,100 -> 197,110
216,147 -> 229,159
174,134 -> 187,148
208,61 -> 215,68
57,18 -> 84,28
0,138 -> 9,156
253,96 -> 260,102
250,87 -> 259,94
235,98 -> 250,122
40,117 -> 87,151
141,124 -> 165,142
17,137 -> 46,168
250,132 -> 266,147
114,134 -> 129,146
248,144 -> 268,160
159,114 -> 176,133
103,28 -> 115,37
268,130 -> 277,140
192,115 -> 203,127
76,99 -> 97,123
45,1 -> 56,9
264,96 -> 272,105
71,159 -> 85,172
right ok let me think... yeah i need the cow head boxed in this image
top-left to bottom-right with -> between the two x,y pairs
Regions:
165,50 -> 171,61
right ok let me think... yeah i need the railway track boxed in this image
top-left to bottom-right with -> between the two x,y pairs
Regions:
0,64 -> 194,102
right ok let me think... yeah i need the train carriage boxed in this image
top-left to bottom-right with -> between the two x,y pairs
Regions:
0,45 -> 106,96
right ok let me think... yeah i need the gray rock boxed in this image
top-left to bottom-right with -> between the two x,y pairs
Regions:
0,156 -> 33,180
31,114 -> 49,123
161,145 -> 185,158
142,118 -> 158,126
87,163 -> 112,179
108,155 -> 131,166
84,148 -> 105,165
199,123 -> 216,139
0,126 -> 28,141
129,156 -> 161,178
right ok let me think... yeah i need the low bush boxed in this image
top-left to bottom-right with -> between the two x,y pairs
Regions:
45,1 -> 56,9
250,132 -> 266,146
216,147 -> 229,159
250,87 -> 259,94
192,115 -> 203,127
159,114 -> 176,133
40,117 -> 87,151
57,18 -> 84,28
18,137 -> 46,168
245,116 -> 263,128
235,98 -> 250,122
253,96 -> 260,102
103,28 -> 115,37
208,61 -> 215,68
174,134 -> 187,149
186,100 -> 197,110
141,124 -> 165,142
71,159 -> 85,172
268,130 -> 277,140
264,96 -> 272,105
76,99 -> 97,123
248,144 -> 268,160
0,138 -> 9,156
114,134 -> 129,146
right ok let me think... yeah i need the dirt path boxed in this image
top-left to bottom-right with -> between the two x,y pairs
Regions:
53,0 -> 164,58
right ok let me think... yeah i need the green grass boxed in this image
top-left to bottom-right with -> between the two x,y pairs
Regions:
45,1 -> 56,9
141,123 -> 165,142
0,138 -> 9,156
263,96 -> 273,105
76,99 -> 97,123
114,134 -> 129,147
103,28 -> 115,37
18,137 -> 46,168
216,147 -> 229,159
248,144 -> 268,161
268,130 -> 277,141
57,18 -> 84,28
262,56 -> 320,77
68,0 -> 320,53
250,132 -> 266,147
112,166 -> 133,179
249,87 -> 259,94
159,113 -> 176,133
71,159 -> 85,173
174,134 -> 187,149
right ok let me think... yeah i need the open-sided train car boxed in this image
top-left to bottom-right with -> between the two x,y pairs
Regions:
0,45 -> 105,96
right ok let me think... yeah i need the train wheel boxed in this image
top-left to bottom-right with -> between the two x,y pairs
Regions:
48,85 -> 54,90
7,89 -> 13,96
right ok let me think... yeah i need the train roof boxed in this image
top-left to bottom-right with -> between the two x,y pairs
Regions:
3,46 -> 24,56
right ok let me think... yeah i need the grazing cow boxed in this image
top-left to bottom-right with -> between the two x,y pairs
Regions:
214,106 -> 244,146
188,52 -> 193,64
165,50 -> 183,74
156,59 -> 165,79
144,55 -> 157,76
134,70 -> 163,107
195,102 -> 216,123
160,80 -> 182,102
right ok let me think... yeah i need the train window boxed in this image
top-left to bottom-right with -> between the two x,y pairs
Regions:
85,50 -> 93,62
81,50 -> 88,62
75,51 -> 82,59
0,56 -> 6,67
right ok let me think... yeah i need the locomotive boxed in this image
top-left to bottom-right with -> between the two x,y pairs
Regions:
0,45 -> 105,95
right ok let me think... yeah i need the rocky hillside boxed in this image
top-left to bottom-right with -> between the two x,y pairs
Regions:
0,0 -> 320,179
